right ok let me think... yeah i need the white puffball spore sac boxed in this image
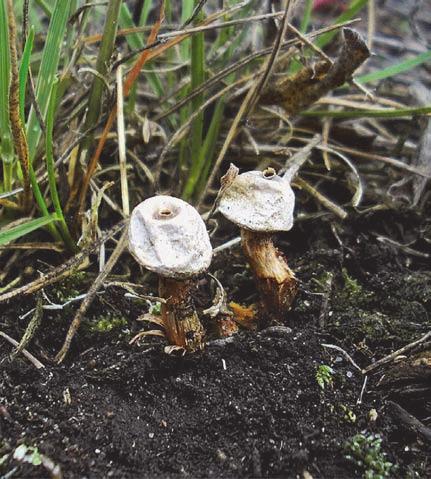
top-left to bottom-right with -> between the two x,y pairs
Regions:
128,195 -> 212,279
218,170 -> 295,233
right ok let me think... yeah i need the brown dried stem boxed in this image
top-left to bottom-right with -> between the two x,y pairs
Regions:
159,277 -> 205,352
241,229 -> 298,319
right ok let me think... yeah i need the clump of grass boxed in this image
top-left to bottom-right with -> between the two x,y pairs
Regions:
0,0 -> 429,294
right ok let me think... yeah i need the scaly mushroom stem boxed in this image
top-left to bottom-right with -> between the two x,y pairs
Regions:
159,277 -> 205,352
241,229 -> 298,319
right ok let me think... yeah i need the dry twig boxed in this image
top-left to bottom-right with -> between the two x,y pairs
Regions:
363,331 -> 431,374
0,331 -> 45,369
55,229 -> 128,363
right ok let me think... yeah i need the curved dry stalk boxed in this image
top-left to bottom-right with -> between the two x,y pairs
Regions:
363,330 -> 431,374
0,331 -> 45,369
294,177 -> 348,220
317,145 -> 363,207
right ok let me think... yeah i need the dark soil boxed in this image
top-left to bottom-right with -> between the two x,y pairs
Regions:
1,210 -> 431,478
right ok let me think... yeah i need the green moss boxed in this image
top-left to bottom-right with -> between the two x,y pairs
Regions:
52,272 -> 87,302
358,311 -> 390,340
316,364 -> 334,390
149,301 -> 161,315
340,404 -> 357,423
314,271 -> 334,291
345,433 -> 397,479
89,313 -> 128,333
342,268 -> 363,296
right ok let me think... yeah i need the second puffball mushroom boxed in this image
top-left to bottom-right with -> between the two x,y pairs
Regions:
218,168 -> 298,319
128,195 -> 212,352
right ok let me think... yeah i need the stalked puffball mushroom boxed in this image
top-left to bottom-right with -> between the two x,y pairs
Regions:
218,167 -> 298,319
128,195 -> 212,352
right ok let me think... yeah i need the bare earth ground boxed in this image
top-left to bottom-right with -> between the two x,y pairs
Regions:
1,209 -> 430,478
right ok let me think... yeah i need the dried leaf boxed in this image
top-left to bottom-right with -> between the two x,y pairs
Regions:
203,274 -> 231,318
229,301 -> 258,330
129,329 -> 166,345
137,313 -> 165,328
220,163 -> 239,191
164,345 -> 186,355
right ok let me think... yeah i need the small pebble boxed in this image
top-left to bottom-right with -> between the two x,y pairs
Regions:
216,449 -> 227,463
260,326 -> 293,338
368,408 -> 378,422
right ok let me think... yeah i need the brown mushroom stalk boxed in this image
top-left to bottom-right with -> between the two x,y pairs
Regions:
158,277 -> 204,351
241,229 -> 298,318
128,196 -> 212,352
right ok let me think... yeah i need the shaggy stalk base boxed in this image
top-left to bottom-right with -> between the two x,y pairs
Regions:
241,229 -> 298,319
159,277 -> 204,351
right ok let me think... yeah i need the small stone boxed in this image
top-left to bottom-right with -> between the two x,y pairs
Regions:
368,408 -> 378,422
260,326 -> 293,338
216,449 -> 227,463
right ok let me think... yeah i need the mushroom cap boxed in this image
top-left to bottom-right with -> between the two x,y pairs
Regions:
218,168 -> 295,232
128,196 -> 212,279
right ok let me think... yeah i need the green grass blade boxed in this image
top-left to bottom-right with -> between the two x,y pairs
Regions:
194,98 -> 226,199
78,0 -> 122,158
26,0 -> 71,160
0,0 -> 10,138
45,79 -> 75,250
34,0 -> 52,17
186,3 -> 205,199
315,0 -> 368,48
300,0 -> 313,33
0,214 -> 58,246
63,0 -> 78,66
139,0 -> 152,26
181,0 -> 194,60
301,105 -> 431,119
19,25 -> 35,123
182,99 -> 226,201
357,50 -> 431,84
119,3 -> 144,50
0,0 -> 13,191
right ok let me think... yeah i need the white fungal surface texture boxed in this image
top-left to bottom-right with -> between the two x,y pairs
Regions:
218,170 -> 295,232
128,195 -> 212,279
